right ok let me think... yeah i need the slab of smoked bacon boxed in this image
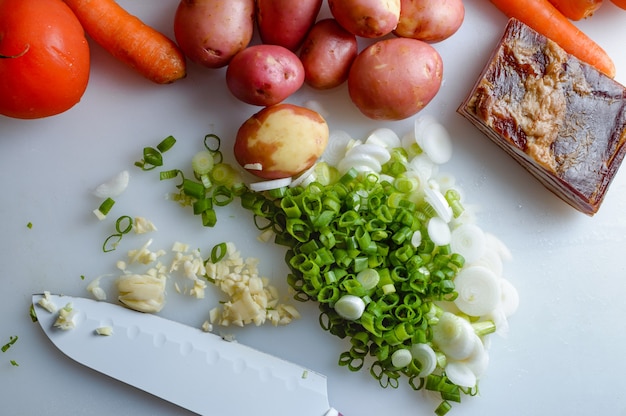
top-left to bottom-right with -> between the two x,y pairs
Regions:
458,18 -> 626,215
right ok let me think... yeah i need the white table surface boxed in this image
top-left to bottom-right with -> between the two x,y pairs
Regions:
1,1 -> 626,415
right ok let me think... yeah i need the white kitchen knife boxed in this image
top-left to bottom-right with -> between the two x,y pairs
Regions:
32,294 -> 341,416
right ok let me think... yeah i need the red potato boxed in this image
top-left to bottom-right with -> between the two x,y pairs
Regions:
299,19 -> 358,90
348,38 -> 443,120
394,0 -> 465,42
256,0 -> 323,51
226,44 -> 305,106
173,0 -> 255,68
234,104 -> 329,179
328,0 -> 401,38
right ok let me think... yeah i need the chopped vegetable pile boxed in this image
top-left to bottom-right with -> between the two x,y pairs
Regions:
228,118 -> 518,414
101,115 -> 518,415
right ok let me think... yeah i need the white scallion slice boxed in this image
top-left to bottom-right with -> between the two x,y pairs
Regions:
413,114 -> 438,146
427,217 -> 451,246
473,248 -> 504,277
321,130 -> 354,166
365,127 -> 401,149
410,343 -> 437,377
450,223 -> 486,263
453,266 -> 501,317
401,132 -> 419,154
93,170 -> 130,198
421,121 -> 452,165
423,186 -> 453,223
485,307 -> 509,338
485,232 -> 513,262
346,143 -> 391,164
432,312 -> 476,360
249,177 -> 292,192
445,360 -> 477,388
356,268 -> 380,291
311,162 -> 336,186
464,335 -> 490,377
410,230 -> 422,248
408,154 -> 438,181
434,172 -> 456,192
500,278 -> 520,317
391,348 -> 413,368
243,163 -> 263,171
191,150 -> 215,175
334,295 -> 365,321
337,152 -> 382,174
289,164 -> 318,188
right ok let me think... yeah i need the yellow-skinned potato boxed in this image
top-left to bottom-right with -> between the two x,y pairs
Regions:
348,38 -> 443,120
174,0 -> 255,68
234,104 -> 329,179
256,0 -> 323,51
328,0 -> 401,38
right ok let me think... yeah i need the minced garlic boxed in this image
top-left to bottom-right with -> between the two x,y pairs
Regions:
116,273 -> 166,313
206,242 -> 299,327
37,291 -> 57,313
54,303 -> 77,330
133,216 -> 158,234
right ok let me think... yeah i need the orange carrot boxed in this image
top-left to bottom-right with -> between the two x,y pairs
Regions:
490,0 -> 615,78
547,0 -> 603,20
63,0 -> 186,84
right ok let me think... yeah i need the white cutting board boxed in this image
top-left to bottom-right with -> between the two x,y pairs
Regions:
1,1 -> 625,415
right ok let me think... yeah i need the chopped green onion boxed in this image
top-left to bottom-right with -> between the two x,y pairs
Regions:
160,169 -> 184,185
434,401 -> 452,416
1,335 -> 17,352
29,305 -> 38,322
212,185 -> 234,206
182,179 -> 206,200
193,198 -> 212,215
135,136 -> 176,170
134,147 -> 162,171
102,215 -> 133,252
156,135 -> 176,153
102,233 -> 123,252
94,197 -> 115,220
115,215 -> 133,234
203,133 -> 221,152
210,242 -> 228,263
201,209 -> 217,227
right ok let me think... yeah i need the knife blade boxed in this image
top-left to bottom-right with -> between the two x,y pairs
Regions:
32,294 -> 340,416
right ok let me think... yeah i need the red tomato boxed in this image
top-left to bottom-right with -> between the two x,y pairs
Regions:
0,0 -> 90,119
612,0 -> 626,9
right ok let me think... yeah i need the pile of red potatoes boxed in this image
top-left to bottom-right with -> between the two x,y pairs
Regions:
173,0 -> 465,179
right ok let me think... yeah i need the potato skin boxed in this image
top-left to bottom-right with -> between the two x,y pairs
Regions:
300,19 -> 358,90
394,0 -> 465,43
173,0 -> 254,68
347,38 -> 443,120
256,0 -> 323,51
328,0 -> 401,38
226,45 -> 305,106
234,104 -> 329,179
